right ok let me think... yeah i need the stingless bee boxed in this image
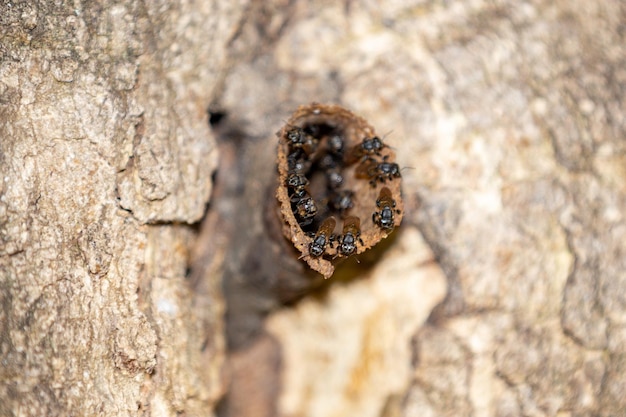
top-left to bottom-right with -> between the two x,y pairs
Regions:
372,187 -> 400,230
355,155 -> 401,186
295,196 -> 317,227
329,189 -> 354,215
285,126 -> 319,155
308,217 -> 337,258
346,136 -> 388,164
337,215 -> 363,256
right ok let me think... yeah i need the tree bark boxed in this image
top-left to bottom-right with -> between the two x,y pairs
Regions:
0,1 -> 244,416
212,1 -> 626,417
2,1 -> 626,417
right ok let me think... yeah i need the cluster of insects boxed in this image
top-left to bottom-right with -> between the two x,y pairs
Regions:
283,128 -> 401,257
353,140 -> 401,186
276,104 -> 404,276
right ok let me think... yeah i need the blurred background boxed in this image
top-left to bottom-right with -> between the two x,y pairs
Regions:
211,1 -> 626,417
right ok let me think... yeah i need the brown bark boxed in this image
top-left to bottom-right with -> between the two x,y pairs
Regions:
212,1 -> 626,417
0,1 -> 243,415
2,1 -> 626,417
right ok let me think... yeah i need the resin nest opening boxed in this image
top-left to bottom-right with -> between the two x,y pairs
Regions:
276,103 -> 404,278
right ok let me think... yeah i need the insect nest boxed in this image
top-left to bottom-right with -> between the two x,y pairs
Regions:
276,103 -> 404,278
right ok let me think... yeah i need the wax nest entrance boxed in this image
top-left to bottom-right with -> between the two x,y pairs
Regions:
276,103 -> 404,278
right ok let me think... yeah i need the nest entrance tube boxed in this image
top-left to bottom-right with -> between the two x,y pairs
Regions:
276,104 -> 404,278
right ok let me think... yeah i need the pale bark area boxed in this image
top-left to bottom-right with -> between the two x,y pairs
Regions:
0,1 -> 244,416
2,1 -> 626,417
214,1 -> 626,417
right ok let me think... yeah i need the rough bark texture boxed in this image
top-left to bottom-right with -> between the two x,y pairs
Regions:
0,1 -> 244,416
212,1 -> 626,417
2,1 -> 626,417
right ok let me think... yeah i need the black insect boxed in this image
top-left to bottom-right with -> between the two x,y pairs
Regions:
329,190 -> 354,215
338,215 -> 363,256
286,126 -> 319,155
373,187 -> 399,230
361,136 -> 385,154
295,196 -> 317,226
287,173 -> 309,191
287,149 -> 310,174
326,168 -> 344,189
289,187 -> 309,204
327,134 -> 344,156
356,156 -> 401,186
372,160 -> 401,184
309,217 -> 337,258
347,136 -> 387,164
315,153 -> 344,190
287,172 -> 314,208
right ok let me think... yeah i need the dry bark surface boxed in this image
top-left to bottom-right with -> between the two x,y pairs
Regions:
2,1 -> 626,417
0,1 -> 242,416
214,1 -> 626,417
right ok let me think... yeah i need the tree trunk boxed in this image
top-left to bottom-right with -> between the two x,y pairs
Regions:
211,1 -> 626,417
1,1 -> 243,415
2,1 -> 625,417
